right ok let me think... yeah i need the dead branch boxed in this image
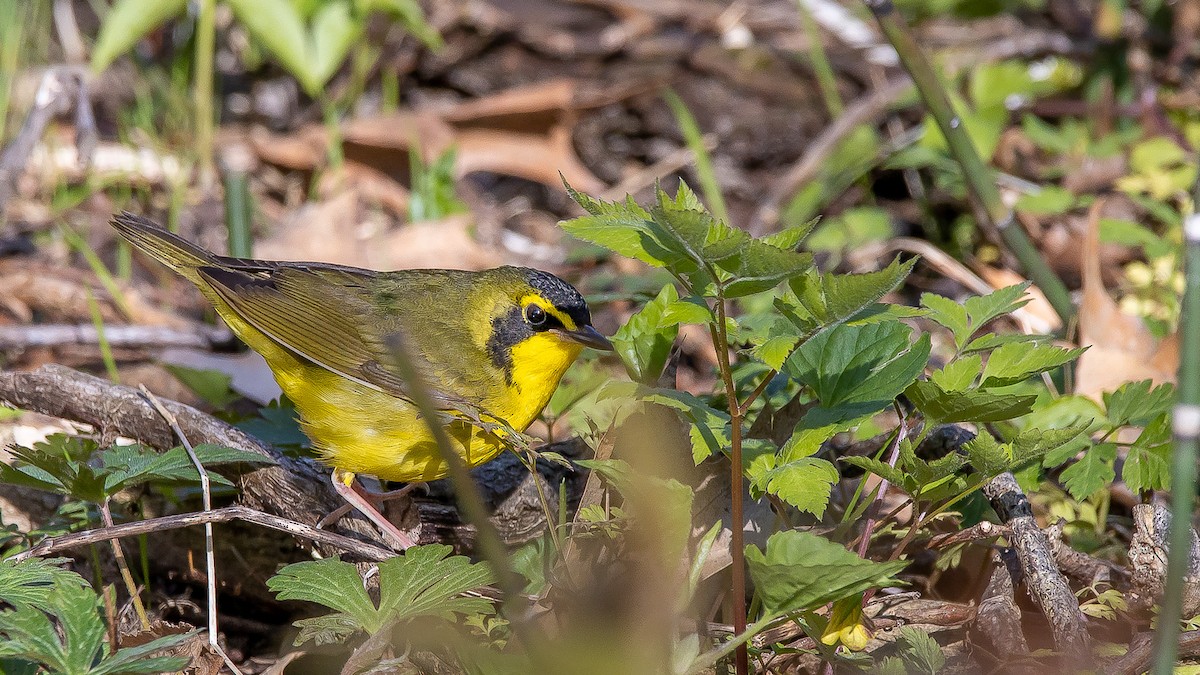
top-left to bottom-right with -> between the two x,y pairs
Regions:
0,364 -> 386,552
972,548 -> 1036,674
1045,518 -> 1123,588
1107,630 -> 1200,675
9,505 -> 394,564
983,472 -> 1092,666
0,323 -> 233,351
1127,502 -> 1200,615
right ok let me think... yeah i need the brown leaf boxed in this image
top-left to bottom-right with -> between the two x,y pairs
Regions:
1075,199 -> 1178,398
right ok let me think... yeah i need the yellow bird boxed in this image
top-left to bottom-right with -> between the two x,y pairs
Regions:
112,213 -> 612,549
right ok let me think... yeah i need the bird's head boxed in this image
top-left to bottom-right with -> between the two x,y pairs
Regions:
481,267 -> 612,386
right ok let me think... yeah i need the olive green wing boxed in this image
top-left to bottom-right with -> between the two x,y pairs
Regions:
197,264 -> 470,411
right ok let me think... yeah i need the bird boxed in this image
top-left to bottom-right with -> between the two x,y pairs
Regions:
111,212 -> 613,549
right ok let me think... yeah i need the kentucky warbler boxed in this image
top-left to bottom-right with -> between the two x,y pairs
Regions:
112,212 -> 612,549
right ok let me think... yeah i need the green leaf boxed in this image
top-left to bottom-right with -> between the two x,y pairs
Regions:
761,218 -> 819,250
786,321 -> 930,415
930,355 -> 981,391
227,0 -> 317,95
840,456 -> 906,488
905,380 -> 1037,423
0,574 -> 189,675
1012,424 -> 1090,466
1015,186 -> 1076,215
90,0 -> 188,72
745,531 -> 907,617
611,284 -> 682,384
0,559 -> 86,610
923,284 -> 1032,350
964,432 -> 1009,477
361,0 -> 442,48
268,546 -> 494,645
920,293 -> 970,347
748,454 -> 839,516
897,626 -> 946,675
309,0 -> 362,94
723,240 -> 813,298
1060,442 -> 1116,499
164,365 -> 241,408
962,332 -> 1046,354
1104,380 -> 1176,428
789,257 -> 915,330
562,186 -> 681,269
980,343 -> 1085,387
1124,414 -> 1172,493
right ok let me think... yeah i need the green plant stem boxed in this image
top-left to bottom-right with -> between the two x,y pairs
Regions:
222,167 -> 253,258
1152,209 -> 1200,673
796,0 -> 843,117
85,290 -> 120,383
664,90 -> 730,226
98,500 -> 151,631
861,0 -> 1074,326
687,613 -> 781,675
322,98 -> 344,171
710,296 -> 748,675
193,0 -> 216,184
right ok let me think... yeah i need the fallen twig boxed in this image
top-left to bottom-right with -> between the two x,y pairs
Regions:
0,364 -> 386,551
972,549 -> 1036,674
0,323 -> 233,351
983,472 -> 1091,665
9,505 -> 394,564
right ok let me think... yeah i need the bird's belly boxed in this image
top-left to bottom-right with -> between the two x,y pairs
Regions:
273,360 -> 506,483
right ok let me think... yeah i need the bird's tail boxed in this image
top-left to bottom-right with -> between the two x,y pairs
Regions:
110,211 -> 217,284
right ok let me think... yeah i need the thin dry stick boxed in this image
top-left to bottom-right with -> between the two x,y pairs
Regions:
139,386 -> 242,675
96,499 -> 150,630
10,505 -> 394,564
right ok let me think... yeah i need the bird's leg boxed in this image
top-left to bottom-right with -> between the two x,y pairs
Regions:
317,482 -> 418,530
329,468 -> 417,551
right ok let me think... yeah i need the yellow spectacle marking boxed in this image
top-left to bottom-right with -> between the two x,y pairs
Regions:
520,294 -> 577,330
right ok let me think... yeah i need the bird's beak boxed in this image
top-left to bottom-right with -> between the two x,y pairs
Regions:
555,325 -> 614,351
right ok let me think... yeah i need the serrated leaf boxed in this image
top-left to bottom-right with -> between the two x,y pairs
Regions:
0,559 -> 85,610
930,355 -> 981,391
0,576 -> 186,675
611,284 -> 682,384
562,185 -> 691,269
898,626 -> 946,675
963,283 -> 1032,333
980,343 -> 1085,387
90,0 -> 188,72
723,239 -> 813,298
919,293 -> 970,347
905,380 -> 1037,423
841,456 -> 906,487
1104,380 -> 1176,428
268,547 -> 494,645
923,284 -> 1032,350
745,531 -> 907,618
747,455 -> 838,516
761,218 -> 819,250
962,332 -> 1046,354
1013,424 -> 1090,466
1124,414 -> 1172,493
786,322 -> 930,414
964,432 -> 1010,476
789,257 -> 914,329
1060,442 -> 1116,499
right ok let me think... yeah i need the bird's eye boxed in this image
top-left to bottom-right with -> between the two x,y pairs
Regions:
525,304 -> 548,328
